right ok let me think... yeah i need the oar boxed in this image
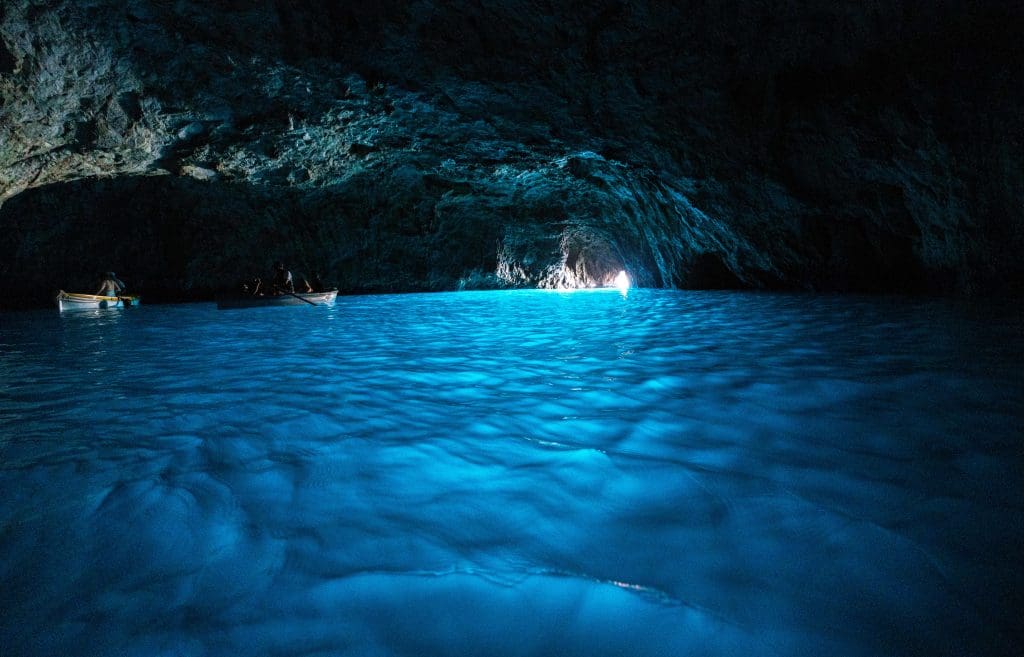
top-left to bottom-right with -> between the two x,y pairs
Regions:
284,290 -> 319,306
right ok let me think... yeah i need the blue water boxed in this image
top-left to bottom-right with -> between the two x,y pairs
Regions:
1,289 -> 1022,656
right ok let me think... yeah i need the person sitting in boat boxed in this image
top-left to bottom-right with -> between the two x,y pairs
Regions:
310,271 -> 325,293
96,272 -> 125,297
271,261 -> 294,294
240,277 -> 262,296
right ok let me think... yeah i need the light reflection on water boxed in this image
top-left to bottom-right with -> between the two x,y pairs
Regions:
1,289 -> 1022,656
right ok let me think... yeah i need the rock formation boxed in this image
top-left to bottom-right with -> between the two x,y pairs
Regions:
1,1 -> 1021,305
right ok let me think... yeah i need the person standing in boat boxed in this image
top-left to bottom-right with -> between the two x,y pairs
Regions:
271,261 -> 294,294
96,272 -> 125,297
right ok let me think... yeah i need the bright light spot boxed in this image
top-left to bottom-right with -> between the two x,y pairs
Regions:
614,270 -> 630,291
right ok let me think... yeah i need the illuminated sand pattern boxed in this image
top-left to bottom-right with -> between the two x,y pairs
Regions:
2,290 -> 1022,656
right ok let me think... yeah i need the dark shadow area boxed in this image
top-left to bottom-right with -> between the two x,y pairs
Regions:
0,175 -> 505,309
678,253 -> 746,290
0,37 -> 15,75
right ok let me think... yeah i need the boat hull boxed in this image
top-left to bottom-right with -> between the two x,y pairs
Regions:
216,290 -> 338,309
56,290 -> 140,311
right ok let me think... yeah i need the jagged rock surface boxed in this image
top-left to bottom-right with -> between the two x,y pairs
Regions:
1,1 -> 1021,304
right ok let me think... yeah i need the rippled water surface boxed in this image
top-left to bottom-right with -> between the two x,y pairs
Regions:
2,289 -> 1022,656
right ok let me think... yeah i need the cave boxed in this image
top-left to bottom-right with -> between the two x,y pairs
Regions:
1,1 -> 1021,302
1,3 -> 1022,656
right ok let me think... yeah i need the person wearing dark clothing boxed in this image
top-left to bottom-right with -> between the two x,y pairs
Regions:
271,261 -> 294,294
310,271 -> 325,293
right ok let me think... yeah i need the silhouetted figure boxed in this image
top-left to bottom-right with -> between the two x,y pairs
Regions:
96,272 -> 125,297
271,261 -> 294,294
240,277 -> 262,296
310,271 -> 325,293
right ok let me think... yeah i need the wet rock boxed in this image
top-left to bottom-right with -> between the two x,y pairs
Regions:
181,164 -> 217,181
347,142 -> 376,156
423,173 -> 473,194
176,121 -> 205,141
285,168 -> 308,185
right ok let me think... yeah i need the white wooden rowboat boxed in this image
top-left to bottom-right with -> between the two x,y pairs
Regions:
56,290 -> 140,311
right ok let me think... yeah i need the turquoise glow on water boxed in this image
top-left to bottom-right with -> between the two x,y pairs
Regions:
1,289 -> 1022,656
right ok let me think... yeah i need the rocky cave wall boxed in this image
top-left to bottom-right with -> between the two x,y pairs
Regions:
0,0 -> 1021,305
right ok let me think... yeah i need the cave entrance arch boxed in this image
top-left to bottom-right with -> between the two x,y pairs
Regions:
547,226 -> 629,289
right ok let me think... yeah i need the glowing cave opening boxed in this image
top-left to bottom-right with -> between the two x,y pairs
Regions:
542,228 -> 632,292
